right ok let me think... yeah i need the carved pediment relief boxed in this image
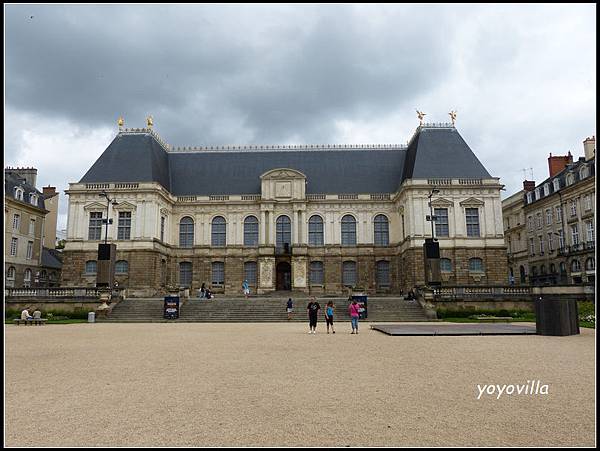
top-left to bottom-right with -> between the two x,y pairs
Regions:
459,197 -> 485,207
113,201 -> 137,211
430,197 -> 454,207
83,201 -> 108,211
260,168 -> 306,180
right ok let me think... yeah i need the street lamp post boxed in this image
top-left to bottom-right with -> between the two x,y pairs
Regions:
427,187 -> 441,239
99,190 -> 118,244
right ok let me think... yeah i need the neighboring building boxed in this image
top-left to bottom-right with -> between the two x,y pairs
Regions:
5,168 -> 48,287
42,186 -> 59,249
62,121 -> 508,297
502,136 -> 596,285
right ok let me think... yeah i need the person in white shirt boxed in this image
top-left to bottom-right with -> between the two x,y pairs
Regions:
21,308 -> 32,320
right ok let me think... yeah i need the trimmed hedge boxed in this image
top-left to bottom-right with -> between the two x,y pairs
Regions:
5,308 -> 90,321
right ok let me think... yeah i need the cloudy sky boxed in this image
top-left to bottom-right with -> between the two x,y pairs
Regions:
5,4 -> 596,233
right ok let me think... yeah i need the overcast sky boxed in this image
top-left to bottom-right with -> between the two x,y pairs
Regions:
5,4 -> 596,233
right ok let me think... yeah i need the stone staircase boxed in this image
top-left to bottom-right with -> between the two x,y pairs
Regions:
100,296 -> 429,323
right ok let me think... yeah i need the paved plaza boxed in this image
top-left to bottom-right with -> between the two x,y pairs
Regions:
4,322 -> 596,447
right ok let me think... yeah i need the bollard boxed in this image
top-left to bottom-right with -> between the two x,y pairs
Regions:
88,311 -> 96,323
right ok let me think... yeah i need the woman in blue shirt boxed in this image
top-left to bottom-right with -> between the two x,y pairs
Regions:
325,301 -> 335,334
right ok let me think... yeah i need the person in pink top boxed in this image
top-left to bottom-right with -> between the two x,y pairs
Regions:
349,299 -> 360,334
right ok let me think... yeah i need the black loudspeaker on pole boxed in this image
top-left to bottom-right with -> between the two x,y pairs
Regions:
423,238 -> 441,286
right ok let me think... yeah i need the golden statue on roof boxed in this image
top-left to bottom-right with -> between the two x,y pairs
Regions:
449,110 -> 457,125
416,110 -> 426,126
147,115 -> 154,128
117,116 -> 124,128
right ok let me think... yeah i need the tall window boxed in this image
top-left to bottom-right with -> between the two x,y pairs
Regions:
244,216 -> 259,247
341,215 -> 357,245
308,215 -> 324,246
117,211 -> 131,240
7,266 -> 16,286
24,269 -> 32,287
13,214 -> 20,230
309,261 -> 324,285
440,258 -> 452,272
584,194 -> 592,211
553,179 -> 560,191
342,261 -> 357,286
560,262 -> 567,274
586,221 -> 594,242
276,216 -> 291,250
558,229 -> 565,248
211,262 -> 224,287
465,208 -> 480,237
30,194 -> 38,206
212,216 -> 227,247
571,260 -> 581,273
469,258 -> 484,272
570,200 -> 577,217
527,216 -> 533,231
539,235 -> 544,254
586,258 -> 595,271
179,217 -> 194,248
85,260 -> 97,274
546,209 -> 552,225
26,241 -> 33,260
374,215 -> 390,245
434,209 -> 449,237
543,184 -> 550,196
29,219 -> 35,235
571,224 -> 579,245
160,216 -> 165,242
555,206 -> 562,223
376,260 -> 390,287
547,233 -> 554,251
529,238 -> 535,255
244,261 -> 257,285
115,260 -> 129,274
10,237 -> 18,256
536,213 -> 542,229
179,262 -> 192,287
89,212 -> 103,240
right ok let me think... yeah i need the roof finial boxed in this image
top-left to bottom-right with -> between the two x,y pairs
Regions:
118,116 -> 124,130
146,115 -> 154,128
416,109 -> 426,126
449,110 -> 457,126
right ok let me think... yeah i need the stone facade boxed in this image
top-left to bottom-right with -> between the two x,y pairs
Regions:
63,125 -> 508,296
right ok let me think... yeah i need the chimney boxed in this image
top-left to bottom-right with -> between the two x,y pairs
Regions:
583,136 -> 595,161
523,180 -> 536,191
5,167 -> 38,188
547,152 -> 573,178
43,186 -> 57,198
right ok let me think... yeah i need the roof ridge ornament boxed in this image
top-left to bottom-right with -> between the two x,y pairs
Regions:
146,115 -> 154,128
416,109 -> 426,126
449,110 -> 457,126
118,116 -> 124,131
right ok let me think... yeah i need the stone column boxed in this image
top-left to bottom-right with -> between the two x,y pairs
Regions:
260,210 -> 266,245
292,256 -> 307,291
258,257 -> 275,294
293,210 -> 299,245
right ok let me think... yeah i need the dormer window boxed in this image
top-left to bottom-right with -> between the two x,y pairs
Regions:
29,193 -> 38,206
553,178 -> 560,191
14,187 -> 24,201
566,173 -> 575,186
534,188 -> 541,200
579,166 -> 589,179
526,192 -> 533,204
543,184 -> 549,196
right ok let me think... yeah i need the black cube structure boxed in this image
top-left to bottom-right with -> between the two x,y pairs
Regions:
535,298 -> 580,336
423,238 -> 441,286
97,243 -> 116,288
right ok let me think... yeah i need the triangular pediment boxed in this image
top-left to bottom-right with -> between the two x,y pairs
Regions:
113,201 -> 137,211
260,168 -> 306,180
430,197 -> 453,207
459,197 -> 485,207
83,201 -> 108,211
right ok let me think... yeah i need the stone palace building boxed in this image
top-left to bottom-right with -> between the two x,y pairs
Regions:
61,119 -> 508,297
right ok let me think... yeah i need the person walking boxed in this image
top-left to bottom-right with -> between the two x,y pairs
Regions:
242,280 -> 250,298
306,297 -> 321,334
199,283 -> 206,299
286,298 -> 294,320
325,301 -> 335,334
349,299 -> 360,334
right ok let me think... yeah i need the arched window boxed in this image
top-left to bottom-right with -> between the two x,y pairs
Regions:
540,265 -> 546,275
550,263 -> 556,274
276,216 -> 291,251
586,258 -> 595,271
342,261 -> 357,287
341,215 -> 356,246
24,268 -> 32,287
30,193 -> 38,206
244,261 -> 257,285
376,260 -> 390,287
374,215 -> 389,246
243,216 -> 259,247
308,215 -> 324,246
571,260 -> 581,272
211,216 -> 227,247
179,262 -> 192,287
519,265 -> 526,283
212,261 -> 225,287
14,187 -> 23,201
580,166 -> 589,179
115,260 -> 129,274
179,217 -> 194,248
309,261 -> 324,285
560,262 -> 567,274
85,260 -> 97,274
469,258 -> 484,272
440,258 -> 452,272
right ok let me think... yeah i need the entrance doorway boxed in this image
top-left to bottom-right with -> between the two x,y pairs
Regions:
276,262 -> 292,291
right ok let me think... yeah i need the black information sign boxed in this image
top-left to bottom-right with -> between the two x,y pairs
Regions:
164,296 -> 180,319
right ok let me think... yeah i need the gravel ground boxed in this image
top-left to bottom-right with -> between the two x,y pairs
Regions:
4,322 -> 596,447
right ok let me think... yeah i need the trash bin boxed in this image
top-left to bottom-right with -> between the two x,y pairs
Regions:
88,312 -> 96,323
164,295 -> 180,320
351,295 -> 368,319
535,297 -> 579,336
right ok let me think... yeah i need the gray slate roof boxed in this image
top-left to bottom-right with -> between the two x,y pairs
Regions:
79,127 -> 492,195
41,247 -> 63,269
4,172 -> 46,209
